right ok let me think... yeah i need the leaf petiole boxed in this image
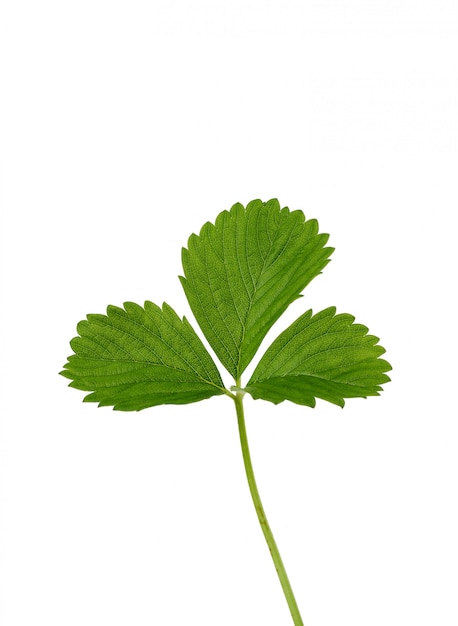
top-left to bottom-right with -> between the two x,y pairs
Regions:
233,387 -> 304,625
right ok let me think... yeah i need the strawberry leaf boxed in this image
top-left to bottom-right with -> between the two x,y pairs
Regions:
180,198 -> 333,379
246,307 -> 391,407
61,301 -> 226,410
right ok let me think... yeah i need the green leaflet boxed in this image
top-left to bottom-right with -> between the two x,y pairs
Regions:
246,307 -> 392,407
180,198 -> 333,379
60,301 -> 226,411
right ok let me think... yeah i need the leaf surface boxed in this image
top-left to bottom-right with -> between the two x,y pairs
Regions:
61,302 -> 226,410
246,307 -> 391,407
180,198 -> 333,379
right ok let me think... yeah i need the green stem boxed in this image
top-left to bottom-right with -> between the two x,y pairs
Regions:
233,390 -> 304,626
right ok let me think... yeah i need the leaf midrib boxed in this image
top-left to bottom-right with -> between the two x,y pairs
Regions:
248,369 -> 383,389
68,354 -> 227,393
236,212 -> 295,377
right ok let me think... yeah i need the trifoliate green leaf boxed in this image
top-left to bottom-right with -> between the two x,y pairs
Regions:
60,301 -> 226,410
180,198 -> 333,379
245,307 -> 391,407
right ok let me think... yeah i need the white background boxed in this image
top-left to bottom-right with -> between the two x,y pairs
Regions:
1,1 -> 457,625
